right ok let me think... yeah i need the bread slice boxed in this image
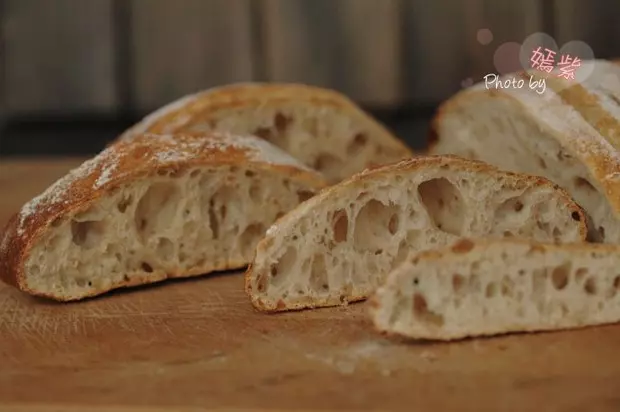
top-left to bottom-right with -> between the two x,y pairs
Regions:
245,155 -> 587,312
370,238 -> 620,341
117,83 -> 413,183
429,59 -> 620,242
0,132 -> 327,301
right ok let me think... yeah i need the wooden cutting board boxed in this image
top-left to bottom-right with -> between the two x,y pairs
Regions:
2,159 -> 620,412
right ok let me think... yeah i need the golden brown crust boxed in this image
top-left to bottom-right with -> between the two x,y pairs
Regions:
0,132 -> 327,299
245,155 -> 588,311
119,83 -> 408,148
115,83 -> 413,181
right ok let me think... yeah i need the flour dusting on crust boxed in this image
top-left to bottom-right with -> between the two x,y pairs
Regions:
17,151 -> 115,235
142,132 -> 314,172
16,132 -> 318,236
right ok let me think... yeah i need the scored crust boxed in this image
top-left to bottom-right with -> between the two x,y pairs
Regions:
0,132 -> 327,301
116,82 -> 413,182
245,155 -> 587,312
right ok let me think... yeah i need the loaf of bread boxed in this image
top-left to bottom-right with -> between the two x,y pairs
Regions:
245,155 -> 587,312
117,83 -> 413,183
0,132 -> 327,301
430,59 -> 620,242
370,238 -> 620,341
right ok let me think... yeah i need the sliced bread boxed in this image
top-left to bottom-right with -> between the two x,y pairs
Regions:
430,59 -> 620,242
0,132 -> 327,301
370,238 -> 620,341
245,155 -> 587,312
117,83 -> 413,183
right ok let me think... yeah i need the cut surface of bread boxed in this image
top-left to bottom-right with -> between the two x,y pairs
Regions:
245,155 -> 587,312
117,83 -> 413,182
0,133 -> 327,301
370,238 -> 620,341
430,59 -> 620,243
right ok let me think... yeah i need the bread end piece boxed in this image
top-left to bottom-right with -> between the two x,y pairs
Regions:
246,155 -> 587,313
370,238 -> 620,341
0,132 -> 327,301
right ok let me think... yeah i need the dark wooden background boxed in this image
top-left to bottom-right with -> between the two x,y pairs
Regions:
0,0 -> 619,156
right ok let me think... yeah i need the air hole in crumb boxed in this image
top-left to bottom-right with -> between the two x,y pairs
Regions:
332,209 -> 348,243
614,276 -> 620,291
418,177 -> 465,236
584,277 -> 597,295
452,274 -> 464,293
71,220 -> 105,249
485,282 -> 497,298
451,239 -> 475,253
388,214 -> 399,235
135,182 -> 181,239
239,223 -> 266,257
117,196 -> 133,213
208,200 -> 220,239
190,169 -> 201,178
297,190 -> 314,203
346,132 -> 368,155
309,254 -> 329,292
413,277 -> 419,286
249,184 -> 261,201
353,199 -> 401,251
501,276 -> 515,297
551,262 -> 570,290
156,237 -> 174,260
538,157 -> 547,169
574,177 -> 596,192
256,275 -> 267,292
412,294 -> 444,326
495,198 -> 524,224
245,170 -> 256,178
571,211 -> 581,221
274,112 -> 291,132
313,153 -> 341,175
141,262 -> 153,273
575,268 -> 588,283
598,226 -> 606,240
254,127 -> 272,140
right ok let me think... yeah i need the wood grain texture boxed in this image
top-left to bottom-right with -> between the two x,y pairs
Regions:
130,0 -> 255,113
553,0 -> 620,59
2,160 -> 620,411
260,0 -> 403,107
2,0 -> 117,115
